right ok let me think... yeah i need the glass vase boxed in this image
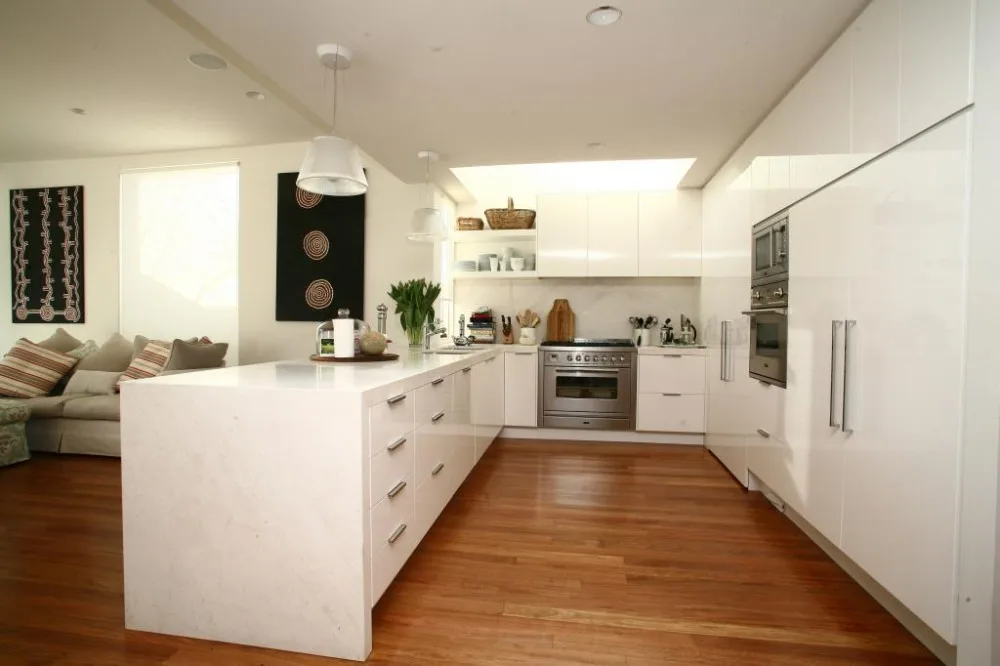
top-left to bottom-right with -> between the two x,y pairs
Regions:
406,326 -> 424,349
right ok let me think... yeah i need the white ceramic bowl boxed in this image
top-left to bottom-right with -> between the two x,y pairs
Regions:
510,258 -> 526,271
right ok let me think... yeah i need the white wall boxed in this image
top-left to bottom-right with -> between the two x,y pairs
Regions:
1,143 -> 430,362
454,277 -> 699,341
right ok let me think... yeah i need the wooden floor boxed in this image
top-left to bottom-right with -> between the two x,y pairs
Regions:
0,441 -> 938,665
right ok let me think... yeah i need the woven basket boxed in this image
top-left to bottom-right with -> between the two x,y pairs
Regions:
457,217 -> 485,231
485,197 -> 536,230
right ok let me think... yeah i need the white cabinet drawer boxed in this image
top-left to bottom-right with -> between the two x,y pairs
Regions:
415,375 -> 452,426
414,453 -> 456,540
370,432 -> 414,508
369,391 -> 415,457
370,473 -> 414,549
636,393 -> 706,433
638,355 -> 706,395
371,512 -> 417,604
415,419 -> 453,485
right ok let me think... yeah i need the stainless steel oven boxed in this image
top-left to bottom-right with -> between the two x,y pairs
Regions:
744,279 -> 788,388
752,212 -> 790,284
540,341 -> 636,430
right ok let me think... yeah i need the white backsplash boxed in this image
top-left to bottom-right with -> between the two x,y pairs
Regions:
453,277 -> 700,340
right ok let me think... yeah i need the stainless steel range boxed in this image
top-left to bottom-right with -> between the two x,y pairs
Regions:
539,339 -> 637,431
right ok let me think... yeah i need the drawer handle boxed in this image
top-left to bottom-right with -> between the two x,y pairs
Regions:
514,352 -> 535,356
431,378 -> 444,386
387,394 -> 407,405
663,354 -> 683,358
388,523 -> 407,544
432,462 -> 445,476
757,428 -> 771,439
462,367 -> 471,374
431,411 -> 445,422
387,437 -> 406,452
387,480 -> 407,498
661,393 -> 682,397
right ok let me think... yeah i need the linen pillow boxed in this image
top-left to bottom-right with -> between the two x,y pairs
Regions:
36,328 -> 83,353
164,339 -> 229,371
117,341 -> 172,390
0,339 -> 78,398
64,370 -> 122,395
66,340 -> 98,361
132,335 -> 197,359
77,333 -> 135,372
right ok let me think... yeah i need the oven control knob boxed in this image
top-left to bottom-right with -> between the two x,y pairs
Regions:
752,290 -> 762,301
772,287 -> 785,298
575,355 -> 582,361
601,355 -> 608,362
566,354 -> 573,361
584,355 -> 591,362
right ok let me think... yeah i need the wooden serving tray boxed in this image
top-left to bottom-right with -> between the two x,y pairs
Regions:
309,353 -> 399,363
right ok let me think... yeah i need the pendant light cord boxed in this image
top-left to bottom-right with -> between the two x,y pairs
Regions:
332,45 -> 339,134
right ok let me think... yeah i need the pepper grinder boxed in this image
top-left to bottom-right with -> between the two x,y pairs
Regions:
376,303 -> 388,336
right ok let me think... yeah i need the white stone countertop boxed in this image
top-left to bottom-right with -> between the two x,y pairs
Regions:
638,345 -> 708,355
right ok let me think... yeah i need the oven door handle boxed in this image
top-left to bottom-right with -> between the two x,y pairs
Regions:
553,368 -> 622,376
741,308 -> 787,315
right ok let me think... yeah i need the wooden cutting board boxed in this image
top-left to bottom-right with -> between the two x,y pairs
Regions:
546,299 -> 575,342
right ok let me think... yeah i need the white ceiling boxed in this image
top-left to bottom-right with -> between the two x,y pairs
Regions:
166,0 -> 867,195
0,0 -> 318,162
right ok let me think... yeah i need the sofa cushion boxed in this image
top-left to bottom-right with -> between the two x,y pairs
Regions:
77,333 -> 135,372
66,340 -> 98,361
64,370 -> 121,395
117,341 -> 172,389
164,339 -> 228,371
36,328 -> 83,353
21,395 -> 79,419
62,395 -> 120,421
0,339 -> 78,399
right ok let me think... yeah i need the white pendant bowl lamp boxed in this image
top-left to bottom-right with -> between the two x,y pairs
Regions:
408,150 -> 447,242
297,44 -> 368,196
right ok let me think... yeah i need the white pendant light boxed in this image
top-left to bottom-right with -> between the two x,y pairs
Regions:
297,44 -> 368,196
408,150 -> 447,242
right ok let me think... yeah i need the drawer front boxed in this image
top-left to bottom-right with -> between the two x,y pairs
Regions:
415,420 -> 455,485
635,393 -> 706,433
415,374 -> 453,426
450,442 -> 475,489
638,355 -> 707,395
370,432 -> 414,508
371,513 -> 417,604
414,454 -> 456,541
370,391 -> 415,457
370,473 -> 415,548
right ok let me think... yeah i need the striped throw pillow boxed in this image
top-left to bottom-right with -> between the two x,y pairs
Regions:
0,338 -> 79,398
116,341 -> 172,391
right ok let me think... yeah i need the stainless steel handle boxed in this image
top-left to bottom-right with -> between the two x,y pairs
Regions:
431,378 -> 444,386
387,394 -> 407,405
661,393 -> 682,397
462,367 -> 471,373
742,308 -> 787,315
432,462 -> 445,476
514,352 -> 535,356
842,320 -> 856,433
554,368 -> 620,375
720,320 -> 728,381
829,321 -> 842,428
431,411 -> 445,422
388,523 -> 407,544
757,428 -> 771,438
387,437 -> 406,452
387,480 -> 407,498
662,354 -> 684,358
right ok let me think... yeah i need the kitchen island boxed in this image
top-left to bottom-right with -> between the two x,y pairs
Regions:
120,347 -> 505,661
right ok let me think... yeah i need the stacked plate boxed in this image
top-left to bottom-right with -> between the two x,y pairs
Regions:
455,260 -> 478,272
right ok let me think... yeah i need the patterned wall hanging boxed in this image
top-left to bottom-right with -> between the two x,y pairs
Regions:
9,185 -> 85,323
274,172 -> 366,322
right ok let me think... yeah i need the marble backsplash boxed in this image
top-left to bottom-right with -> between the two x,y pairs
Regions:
452,277 -> 700,340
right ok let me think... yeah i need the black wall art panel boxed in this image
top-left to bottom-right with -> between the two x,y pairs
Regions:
274,172 -> 366,322
9,186 -> 85,324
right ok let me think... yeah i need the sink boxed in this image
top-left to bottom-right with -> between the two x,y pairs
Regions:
423,346 -> 477,355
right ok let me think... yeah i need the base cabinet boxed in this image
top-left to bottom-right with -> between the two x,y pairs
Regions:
635,351 -> 706,434
503,351 -> 538,427
471,355 -> 504,461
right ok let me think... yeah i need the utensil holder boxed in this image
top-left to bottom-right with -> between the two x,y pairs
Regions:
519,328 -> 537,345
632,328 -> 643,346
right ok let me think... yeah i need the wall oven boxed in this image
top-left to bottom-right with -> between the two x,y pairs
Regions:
540,340 -> 636,431
745,281 -> 788,388
752,212 -> 790,283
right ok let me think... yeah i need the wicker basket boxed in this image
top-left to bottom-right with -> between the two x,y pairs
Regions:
457,217 -> 485,231
484,197 -> 536,230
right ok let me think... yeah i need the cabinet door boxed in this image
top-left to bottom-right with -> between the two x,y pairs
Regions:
587,193 -> 638,277
637,191 -> 702,277
472,356 -> 504,460
851,0 -> 901,158
840,113 -> 968,642
503,352 -> 537,427
452,368 -> 476,463
899,0 -> 973,140
536,194 -> 587,277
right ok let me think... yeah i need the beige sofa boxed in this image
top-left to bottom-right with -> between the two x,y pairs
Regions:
5,329 -> 227,458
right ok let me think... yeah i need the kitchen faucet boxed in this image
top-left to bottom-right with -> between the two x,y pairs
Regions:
424,319 -> 447,350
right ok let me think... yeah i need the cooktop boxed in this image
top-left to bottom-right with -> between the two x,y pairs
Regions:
540,338 -> 635,348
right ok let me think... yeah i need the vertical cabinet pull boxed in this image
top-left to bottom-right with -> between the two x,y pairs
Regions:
387,480 -> 407,498
720,320 -> 729,381
829,321 -> 842,428
388,523 -> 407,544
842,320 -> 856,433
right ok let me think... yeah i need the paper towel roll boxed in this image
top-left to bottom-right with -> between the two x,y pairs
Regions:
333,319 -> 355,358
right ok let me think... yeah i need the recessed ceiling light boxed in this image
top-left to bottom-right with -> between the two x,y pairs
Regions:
188,52 -> 228,71
69,107 -> 86,115
245,91 -> 265,101
586,5 -> 622,26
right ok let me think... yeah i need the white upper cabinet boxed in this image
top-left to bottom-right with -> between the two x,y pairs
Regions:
587,193 -> 638,277
851,0 -> 901,158
637,191 -> 702,277
899,0 -> 973,140
536,194 -> 588,277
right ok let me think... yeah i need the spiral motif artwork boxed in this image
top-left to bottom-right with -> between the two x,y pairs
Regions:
302,230 -> 330,260
304,279 -> 334,310
38,305 -> 55,322
63,306 -> 80,323
295,187 -> 323,209
14,306 -> 28,321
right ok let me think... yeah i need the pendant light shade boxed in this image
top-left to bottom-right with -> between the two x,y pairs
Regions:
408,150 -> 446,243
297,135 -> 368,196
